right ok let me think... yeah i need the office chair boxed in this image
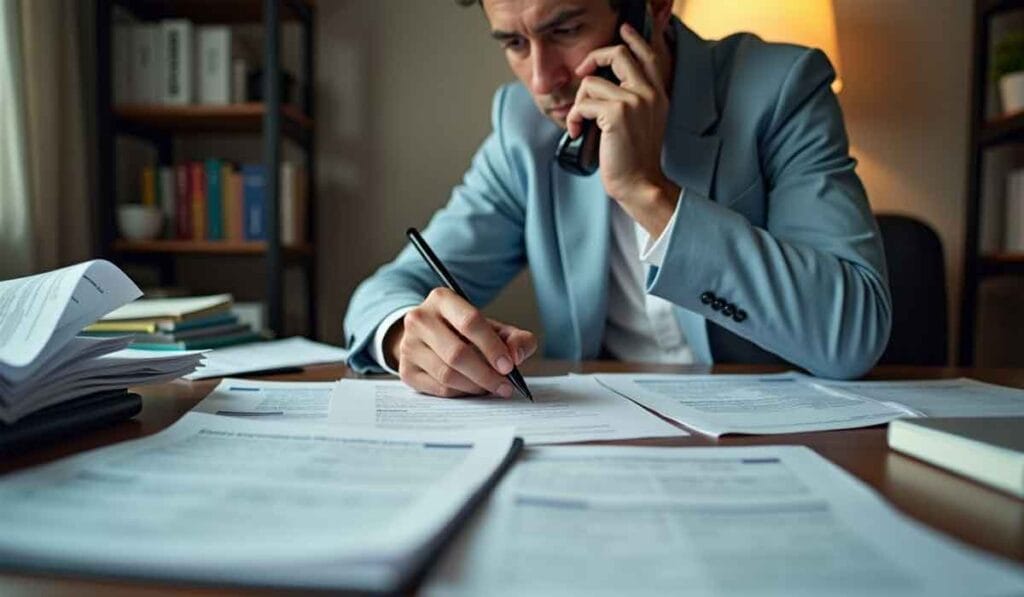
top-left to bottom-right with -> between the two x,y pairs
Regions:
707,214 -> 948,369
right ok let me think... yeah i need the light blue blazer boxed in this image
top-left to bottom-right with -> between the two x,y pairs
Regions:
344,18 -> 891,380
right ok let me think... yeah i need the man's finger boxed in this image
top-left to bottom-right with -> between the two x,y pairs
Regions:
413,312 -> 512,397
493,324 -> 538,365
575,43 -> 647,90
405,366 -> 469,398
407,339 -> 487,395
436,295 -> 514,375
619,23 -> 661,87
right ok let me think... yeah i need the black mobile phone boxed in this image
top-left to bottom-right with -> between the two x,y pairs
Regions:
555,0 -> 653,176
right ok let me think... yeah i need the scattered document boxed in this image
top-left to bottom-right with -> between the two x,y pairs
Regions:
0,260 -> 141,378
424,445 -> 1024,597
816,377 -> 1024,417
185,336 -> 348,380
0,412 -> 519,592
98,293 -> 233,322
329,375 -> 687,445
193,378 -> 334,421
596,373 -> 904,436
0,261 -> 203,422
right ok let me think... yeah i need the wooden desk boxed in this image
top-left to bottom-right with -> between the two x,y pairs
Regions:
3,362 -> 1023,595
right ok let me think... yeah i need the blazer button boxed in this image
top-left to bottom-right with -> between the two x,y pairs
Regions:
722,303 -> 736,317
733,309 -> 747,323
700,291 -> 715,305
711,297 -> 726,311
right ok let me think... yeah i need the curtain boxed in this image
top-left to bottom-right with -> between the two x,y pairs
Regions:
0,0 -> 32,278
0,0 -> 92,280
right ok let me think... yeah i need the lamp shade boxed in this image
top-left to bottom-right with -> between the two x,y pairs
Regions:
675,0 -> 843,92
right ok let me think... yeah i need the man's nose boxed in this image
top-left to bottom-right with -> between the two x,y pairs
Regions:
530,44 -> 570,96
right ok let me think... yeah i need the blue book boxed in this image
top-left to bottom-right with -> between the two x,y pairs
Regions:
242,164 -> 266,241
205,158 -> 223,240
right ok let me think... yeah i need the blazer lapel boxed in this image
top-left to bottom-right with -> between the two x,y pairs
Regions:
552,163 -> 610,360
662,19 -> 722,201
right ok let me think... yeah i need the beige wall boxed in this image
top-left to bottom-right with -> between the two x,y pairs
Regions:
316,1 -> 974,358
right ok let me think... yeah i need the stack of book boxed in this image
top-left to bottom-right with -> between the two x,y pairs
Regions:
83,294 -> 263,351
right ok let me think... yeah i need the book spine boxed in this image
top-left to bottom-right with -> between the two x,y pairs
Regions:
130,24 -> 159,103
113,24 -> 134,104
140,165 -> 157,206
231,58 -> 248,103
220,162 -> 234,241
280,162 -> 295,246
231,169 -> 245,241
157,166 -> 175,238
205,158 -> 224,240
190,162 -> 207,240
1008,169 -> 1024,253
242,164 -> 266,241
160,19 -> 193,104
197,26 -> 231,104
175,163 -> 192,240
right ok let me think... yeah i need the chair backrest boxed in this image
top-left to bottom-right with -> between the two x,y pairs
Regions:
708,214 -> 948,369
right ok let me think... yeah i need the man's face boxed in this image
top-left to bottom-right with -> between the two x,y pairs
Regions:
482,0 -> 619,128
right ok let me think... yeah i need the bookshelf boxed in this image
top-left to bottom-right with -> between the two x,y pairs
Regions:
95,0 -> 317,336
962,1 -> 1024,364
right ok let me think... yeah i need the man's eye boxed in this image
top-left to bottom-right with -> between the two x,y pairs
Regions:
552,25 -> 582,37
502,38 -> 527,52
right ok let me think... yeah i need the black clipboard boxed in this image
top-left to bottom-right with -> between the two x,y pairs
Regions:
0,389 -> 142,454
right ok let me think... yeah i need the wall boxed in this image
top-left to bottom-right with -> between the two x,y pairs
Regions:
317,0 -> 976,359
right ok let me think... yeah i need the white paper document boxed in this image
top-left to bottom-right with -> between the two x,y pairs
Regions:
185,336 -> 348,380
193,378 -> 334,421
424,445 -> 1024,597
0,412 -> 517,592
596,373 -> 905,436
329,375 -> 687,445
816,377 -> 1024,417
0,260 -> 141,377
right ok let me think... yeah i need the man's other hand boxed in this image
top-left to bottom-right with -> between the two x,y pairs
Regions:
384,288 -> 538,398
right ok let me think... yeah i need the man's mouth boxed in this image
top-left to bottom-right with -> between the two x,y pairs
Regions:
548,103 -> 573,119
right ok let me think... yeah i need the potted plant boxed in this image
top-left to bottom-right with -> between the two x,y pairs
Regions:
994,32 -> 1024,115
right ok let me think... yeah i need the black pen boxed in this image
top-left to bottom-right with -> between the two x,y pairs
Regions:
406,227 -> 534,402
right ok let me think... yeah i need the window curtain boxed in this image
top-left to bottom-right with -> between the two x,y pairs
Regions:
0,0 -> 93,280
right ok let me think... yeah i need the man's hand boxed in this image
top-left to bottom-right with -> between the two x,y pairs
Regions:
384,288 -> 538,398
566,22 -> 680,238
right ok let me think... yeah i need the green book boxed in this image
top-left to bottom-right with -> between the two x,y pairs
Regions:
131,330 -> 262,351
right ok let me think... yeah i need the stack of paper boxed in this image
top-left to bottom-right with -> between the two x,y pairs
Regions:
0,260 -> 203,423
0,413 -> 520,593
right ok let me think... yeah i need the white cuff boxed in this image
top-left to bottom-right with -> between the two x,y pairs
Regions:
638,187 -> 686,268
369,306 -> 416,375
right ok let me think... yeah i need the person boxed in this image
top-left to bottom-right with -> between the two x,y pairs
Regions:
343,0 -> 892,398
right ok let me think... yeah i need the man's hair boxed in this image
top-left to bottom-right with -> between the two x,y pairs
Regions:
456,0 -> 623,9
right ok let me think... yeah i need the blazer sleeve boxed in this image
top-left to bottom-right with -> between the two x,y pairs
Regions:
648,48 -> 892,379
343,87 -> 528,373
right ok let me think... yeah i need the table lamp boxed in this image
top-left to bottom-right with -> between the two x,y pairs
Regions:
675,0 -> 843,93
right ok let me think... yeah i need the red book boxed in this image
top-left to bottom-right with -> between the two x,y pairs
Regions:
175,164 -> 191,240
189,162 -> 207,240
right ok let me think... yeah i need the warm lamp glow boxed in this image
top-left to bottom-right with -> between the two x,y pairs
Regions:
675,0 -> 843,93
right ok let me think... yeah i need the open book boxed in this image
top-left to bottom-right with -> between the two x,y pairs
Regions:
0,260 -> 203,424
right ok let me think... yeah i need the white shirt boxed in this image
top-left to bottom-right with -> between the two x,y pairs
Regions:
369,194 -> 692,373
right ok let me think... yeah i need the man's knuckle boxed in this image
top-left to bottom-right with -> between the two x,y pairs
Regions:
445,343 -> 470,365
457,310 -> 484,331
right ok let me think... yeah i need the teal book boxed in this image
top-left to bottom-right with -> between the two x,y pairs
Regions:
205,158 -> 224,240
131,330 -> 262,351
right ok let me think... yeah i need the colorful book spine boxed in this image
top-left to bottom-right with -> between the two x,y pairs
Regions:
189,162 -> 207,240
141,166 -> 156,206
242,164 -> 266,241
205,158 -> 223,240
175,163 -> 191,239
158,166 -> 175,238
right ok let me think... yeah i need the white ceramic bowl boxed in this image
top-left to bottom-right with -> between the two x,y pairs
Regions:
117,204 -> 164,240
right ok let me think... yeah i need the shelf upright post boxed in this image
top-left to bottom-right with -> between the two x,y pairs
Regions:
264,0 -> 283,335
303,2 -> 318,339
959,1 -> 991,365
96,0 -> 115,260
